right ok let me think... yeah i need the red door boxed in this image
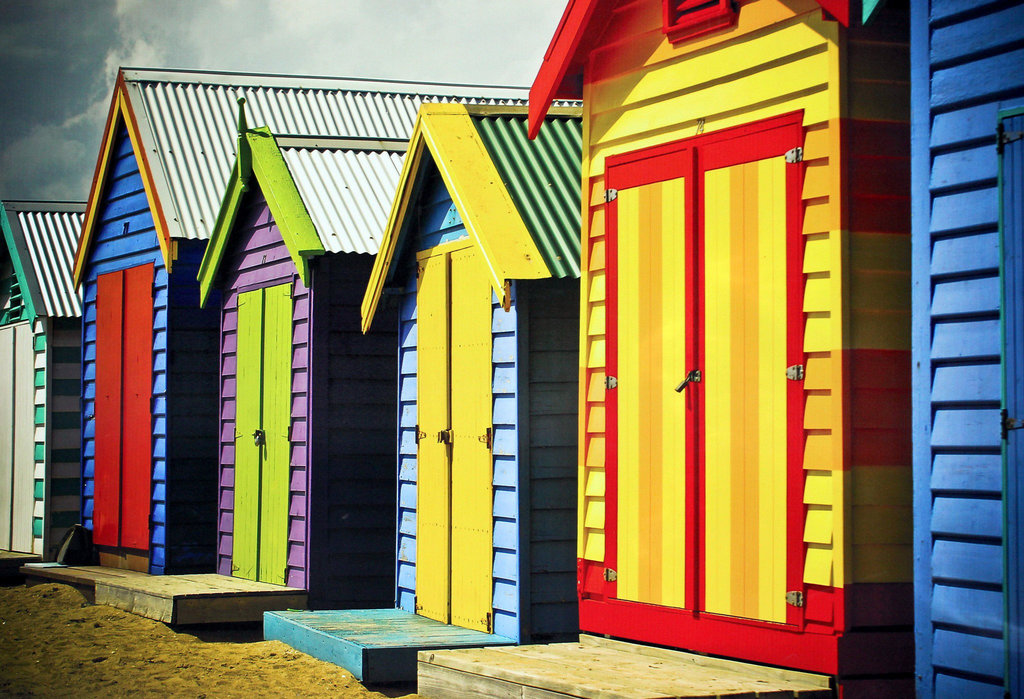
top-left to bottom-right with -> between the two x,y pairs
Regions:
93,263 -> 153,550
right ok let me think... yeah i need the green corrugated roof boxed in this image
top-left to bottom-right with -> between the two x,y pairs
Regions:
472,113 -> 582,280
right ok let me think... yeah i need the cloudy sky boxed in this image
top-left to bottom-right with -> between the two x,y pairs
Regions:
0,0 -> 566,202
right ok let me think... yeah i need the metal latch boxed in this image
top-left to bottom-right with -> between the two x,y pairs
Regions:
604,188 -> 618,202
252,429 -> 265,446
786,591 -> 805,607
479,427 -> 493,450
785,147 -> 803,163
675,369 -> 701,392
605,375 -> 618,390
998,122 -> 1024,154
603,568 -> 618,582
1002,409 -> 1024,440
438,429 -> 453,444
786,364 -> 805,381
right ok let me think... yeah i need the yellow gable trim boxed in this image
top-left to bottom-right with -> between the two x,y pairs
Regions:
74,84 -> 175,287
361,103 -> 549,332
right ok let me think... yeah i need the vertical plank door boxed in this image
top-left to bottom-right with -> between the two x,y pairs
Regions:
93,264 -> 153,551
233,284 -> 291,585
0,322 -> 35,552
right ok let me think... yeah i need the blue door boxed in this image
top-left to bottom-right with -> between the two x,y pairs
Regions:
1001,110 -> 1024,695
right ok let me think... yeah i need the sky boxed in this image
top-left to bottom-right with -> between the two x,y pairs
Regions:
0,0 -> 566,202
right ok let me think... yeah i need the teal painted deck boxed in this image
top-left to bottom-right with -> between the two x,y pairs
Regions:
263,608 -> 513,683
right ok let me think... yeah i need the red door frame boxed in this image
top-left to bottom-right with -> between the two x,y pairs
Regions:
93,263 -> 153,550
593,111 -> 817,667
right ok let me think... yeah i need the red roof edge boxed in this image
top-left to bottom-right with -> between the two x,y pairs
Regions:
528,0 -> 610,139
528,0 -> 850,139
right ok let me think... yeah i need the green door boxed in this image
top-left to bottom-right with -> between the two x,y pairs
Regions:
233,283 -> 292,585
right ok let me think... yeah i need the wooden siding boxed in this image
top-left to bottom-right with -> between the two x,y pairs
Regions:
164,239 -> 220,573
911,2 -> 1024,696
0,320 -> 35,553
520,278 -> 579,641
216,192 -> 309,589
41,317 -> 83,555
81,126 -> 169,572
396,269 -> 418,613
308,251 -> 396,609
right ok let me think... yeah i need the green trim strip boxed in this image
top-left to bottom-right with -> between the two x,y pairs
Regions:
32,519 -> 42,537
34,481 -> 45,499
34,443 -> 45,461
198,123 -> 326,306
0,203 -> 38,321
34,333 -> 45,351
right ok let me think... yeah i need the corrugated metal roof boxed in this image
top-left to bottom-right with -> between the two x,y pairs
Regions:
3,201 -> 84,318
472,111 -> 583,279
279,141 -> 405,255
121,68 -> 536,242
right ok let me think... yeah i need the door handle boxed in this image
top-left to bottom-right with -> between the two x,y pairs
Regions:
675,369 -> 701,393
252,429 -> 265,446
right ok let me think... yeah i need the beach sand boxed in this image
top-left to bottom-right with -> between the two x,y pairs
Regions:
0,582 -> 420,698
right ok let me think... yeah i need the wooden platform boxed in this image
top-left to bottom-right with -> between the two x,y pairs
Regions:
264,608 -> 514,683
417,634 -> 834,699
21,564 -> 306,624
0,551 -> 41,578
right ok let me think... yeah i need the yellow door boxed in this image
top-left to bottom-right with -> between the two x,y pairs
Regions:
416,242 -> 494,632
608,118 -> 801,627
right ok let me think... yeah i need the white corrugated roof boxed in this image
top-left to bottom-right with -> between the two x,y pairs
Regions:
3,201 -> 84,318
278,139 -> 405,255
120,68 -> 532,242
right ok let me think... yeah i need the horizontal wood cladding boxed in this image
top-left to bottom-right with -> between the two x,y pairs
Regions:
912,1 -> 1024,696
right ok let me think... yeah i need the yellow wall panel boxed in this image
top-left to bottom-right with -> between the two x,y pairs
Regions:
804,312 -> 832,352
803,431 -> 835,470
850,310 -> 911,350
852,544 -> 912,583
583,531 -> 605,563
850,269 -> 911,312
587,404 -> 606,433
804,392 -> 834,430
804,507 -> 834,545
852,466 -> 912,506
586,371 -> 605,402
589,271 -> 606,303
803,273 -> 832,313
802,232 -> 832,271
587,337 -> 606,367
584,499 -> 605,530
804,545 -> 834,586
589,238 -> 606,271
585,469 -> 605,497
804,471 -> 834,505
589,303 -> 606,338
801,161 -> 832,200
585,435 -> 605,467
803,353 -> 833,390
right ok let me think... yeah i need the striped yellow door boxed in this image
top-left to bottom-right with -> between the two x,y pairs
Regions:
449,246 -> 494,632
615,177 -> 691,610
415,243 -> 493,632
416,252 -> 451,623
702,158 -> 789,624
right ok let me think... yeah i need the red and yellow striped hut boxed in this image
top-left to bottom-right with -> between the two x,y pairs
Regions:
530,0 -> 911,694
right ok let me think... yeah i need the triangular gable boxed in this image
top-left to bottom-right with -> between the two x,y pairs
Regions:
73,73 -> 175,287
528,0 -> 853,138
361,103 -> 552,333
198,113 -> 325,307
0,203 -> 40,322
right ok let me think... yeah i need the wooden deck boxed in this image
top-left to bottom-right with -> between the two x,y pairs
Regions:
20,564 -> 306,623
417,634 -> 834,698
0,551 -> 41,578
263,608 -> 513,683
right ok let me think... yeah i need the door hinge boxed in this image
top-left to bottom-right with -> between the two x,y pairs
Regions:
786,364 -> 805,381
785,147 -> 803,163
415,425 -> 426,444
604,188 -> 618,202
786,590 -> 805,607
675,369 -> 701,392
479,427 -> 493,450
998,122 -> 1024,154
484,611 -> 493,633
1002,409 -> 1024,440
605,375 -> 618,390
603,568 -> 617,582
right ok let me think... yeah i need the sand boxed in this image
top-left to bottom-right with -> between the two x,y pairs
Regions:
0,582 -> 420,698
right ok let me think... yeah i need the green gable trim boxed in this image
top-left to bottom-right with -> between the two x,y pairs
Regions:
0,203 -> 38,322
863,0 -> 885,24
472,113 -> 582,280
198,125 -> 325,306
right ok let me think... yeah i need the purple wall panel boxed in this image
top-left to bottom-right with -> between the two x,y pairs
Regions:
216,189 -> 311,587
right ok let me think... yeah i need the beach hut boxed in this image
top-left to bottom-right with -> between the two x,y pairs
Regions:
911,3 -> 1024,697
528,0 -> 912,693
0,201 -> 83,558
194,110 -> 406,608
75,68 -> 531,576
363,102 -> 582,642
263,103 -> 582,682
